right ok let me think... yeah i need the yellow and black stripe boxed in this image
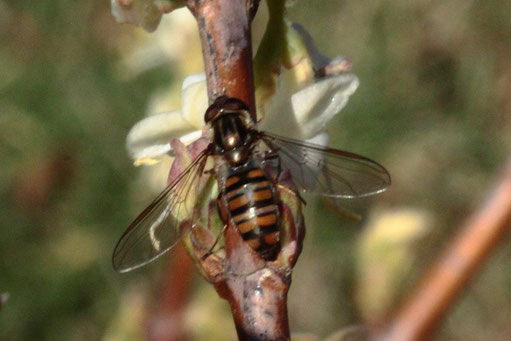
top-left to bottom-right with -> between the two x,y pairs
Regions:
225,166 -> 280,260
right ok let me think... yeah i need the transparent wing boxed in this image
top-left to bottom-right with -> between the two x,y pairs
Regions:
112,150 -> 210,273
260,132 -> 391,198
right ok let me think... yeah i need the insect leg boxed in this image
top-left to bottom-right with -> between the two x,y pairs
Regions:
201,224 -> 228,260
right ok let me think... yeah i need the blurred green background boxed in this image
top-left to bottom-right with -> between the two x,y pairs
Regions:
1,0 -> 511,340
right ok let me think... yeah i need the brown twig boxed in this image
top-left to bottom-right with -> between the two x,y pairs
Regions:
187,190 -> 302,341
187,0 -> 258,119
185,1 -> 295,340
372,157 -> 511,341
213,225 -> 292,341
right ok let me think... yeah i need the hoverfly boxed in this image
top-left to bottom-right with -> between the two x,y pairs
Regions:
113,96 -> 390,272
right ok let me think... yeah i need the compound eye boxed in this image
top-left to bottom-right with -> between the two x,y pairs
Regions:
204,96 -> 250,123
222,97 -> 249,112
204,103 -> 221,123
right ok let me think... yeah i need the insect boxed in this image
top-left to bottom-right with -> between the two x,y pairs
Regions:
112,96 -> 391,272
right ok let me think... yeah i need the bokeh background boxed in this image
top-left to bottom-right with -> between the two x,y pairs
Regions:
1,0 -> 511,340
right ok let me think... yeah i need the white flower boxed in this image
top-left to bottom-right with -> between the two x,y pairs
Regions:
126,73 -> 207,165
111,0 -> 185,32
115,7 -> 202,78
258,71 -> 358,140
127,71 -> 358,165
125,20 -> 359,193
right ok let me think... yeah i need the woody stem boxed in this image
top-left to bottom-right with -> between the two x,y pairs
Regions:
187,0 -> 258,120
186,1 -> 292,340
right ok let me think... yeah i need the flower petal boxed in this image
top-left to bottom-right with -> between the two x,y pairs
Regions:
111,0 -> 162,32
126,110 -> 199,164
292,74 -> 359,139
260,73 -> 359,139
305,131 -> 329,146
180,73 -> 208,129
110,0 -> 185,32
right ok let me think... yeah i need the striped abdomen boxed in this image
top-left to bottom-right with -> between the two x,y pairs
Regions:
224,166 -> 280,260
